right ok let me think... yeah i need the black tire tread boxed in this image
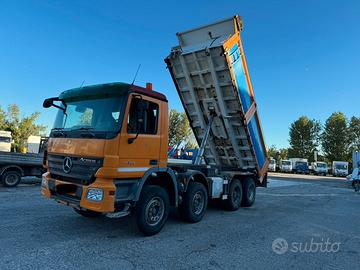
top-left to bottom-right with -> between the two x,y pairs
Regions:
135,185 -> 170,236
178,182 -> 208,223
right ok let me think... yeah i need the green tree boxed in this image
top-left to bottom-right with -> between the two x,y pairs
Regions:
348,116 -> 360,153
168,109 -> 196,147
0,107 -> 6,129
279,148 -> 289,160
321,112 -> 349,162
0,104 -> 46,151
267,145 -> 288,161
267,145 -> 278,158
288,116 -> 321,161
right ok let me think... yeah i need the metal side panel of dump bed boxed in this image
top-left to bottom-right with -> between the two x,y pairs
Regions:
165,15 -> 268,178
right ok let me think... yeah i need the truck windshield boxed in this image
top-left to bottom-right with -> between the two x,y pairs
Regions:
0,137 -> 11,143
335,164 -> 347,170
53,96 -> 126,135
270,160 -> 276,165
282,161 -> 291,166
317,163 -> 327,168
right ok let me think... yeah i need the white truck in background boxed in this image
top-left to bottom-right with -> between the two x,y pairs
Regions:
279,160 -> 292,173
268,158 -> 276,172
289,158 -> 309,174
348,152 -> 360,191
332,161 -> 349,177
0,131 -> 12,152
311,161 -> 328,176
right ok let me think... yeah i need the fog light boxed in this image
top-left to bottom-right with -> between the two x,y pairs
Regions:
86,188 -> 104,201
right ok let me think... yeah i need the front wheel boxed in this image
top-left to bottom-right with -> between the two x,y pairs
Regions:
1,171 -> 22,187
179,182 -> 208,223
135,185 -> 169,236
241,177 -> 256,207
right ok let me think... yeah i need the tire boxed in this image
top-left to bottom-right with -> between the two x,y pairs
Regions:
1,171 -> 21,187
135,185 -> 169,236
179,182 -> 208,223
353,180 -> 360,192
241,177 -> 256,207
223,179 -> 243,211
74,208 -> 102,218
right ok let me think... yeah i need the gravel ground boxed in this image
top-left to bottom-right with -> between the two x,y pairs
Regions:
0,175 -> 359,270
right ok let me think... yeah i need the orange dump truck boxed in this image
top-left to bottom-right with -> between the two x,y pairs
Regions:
41,16 -> 268,235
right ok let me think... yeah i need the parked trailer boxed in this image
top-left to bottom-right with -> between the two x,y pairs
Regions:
0,152 -> 44,187
41,16 -> 268,236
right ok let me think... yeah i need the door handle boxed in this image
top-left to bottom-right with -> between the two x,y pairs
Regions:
150,160 -> 158,166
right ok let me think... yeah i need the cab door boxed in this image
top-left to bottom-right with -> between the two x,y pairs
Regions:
118,94 -> 161,178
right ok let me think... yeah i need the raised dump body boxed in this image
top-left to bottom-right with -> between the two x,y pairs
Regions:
165,16 -> 268,176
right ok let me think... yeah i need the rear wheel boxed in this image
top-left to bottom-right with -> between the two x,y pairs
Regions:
135,185 -> 169,236
241,177 -> 256,207
74,208 -> 102,218
1,171 -> 21,187
179,182 -> 208,223
223,179 -> 243,211
353,180 -> 360,192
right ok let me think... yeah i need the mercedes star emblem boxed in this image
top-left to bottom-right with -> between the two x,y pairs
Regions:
63,157 -> 73,174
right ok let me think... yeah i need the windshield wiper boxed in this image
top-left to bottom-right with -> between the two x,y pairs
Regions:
69,127 -> 96,138
52,128 -> 66,137
70,127 -> 94,131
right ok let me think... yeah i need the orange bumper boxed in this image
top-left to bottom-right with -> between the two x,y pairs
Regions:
41,172 -> 116,213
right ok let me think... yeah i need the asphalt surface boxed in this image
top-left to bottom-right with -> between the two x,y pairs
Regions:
0,174 -> 359,270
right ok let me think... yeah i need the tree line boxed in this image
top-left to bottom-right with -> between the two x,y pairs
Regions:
268,112 -> 360,163
0,104 -> 46,152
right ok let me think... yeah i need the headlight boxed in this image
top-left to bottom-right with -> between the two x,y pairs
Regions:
41,177 -> 48,188
86,188 -> 104,201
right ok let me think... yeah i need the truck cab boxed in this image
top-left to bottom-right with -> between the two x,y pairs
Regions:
268,158 -> 276,172
0,131 -> 12,152
332,161 -> 349,177
41,83 -> 173,221
311,161 -> 328,176
280,160 -> 292,173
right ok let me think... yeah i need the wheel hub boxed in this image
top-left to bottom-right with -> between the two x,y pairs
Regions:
233,186 -> 241,204
145,197 -> 164,226
192,192 -> 205,215
248,185 -> 255,201
5,174 -> 18,185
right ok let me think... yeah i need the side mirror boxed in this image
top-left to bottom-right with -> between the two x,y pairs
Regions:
43,97 -> 67,112
43,98 -> 54,108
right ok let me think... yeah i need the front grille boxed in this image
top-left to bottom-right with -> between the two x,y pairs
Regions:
48,154 -> 103,185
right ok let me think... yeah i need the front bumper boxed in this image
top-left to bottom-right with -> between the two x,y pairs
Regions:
41,172 -> 138,213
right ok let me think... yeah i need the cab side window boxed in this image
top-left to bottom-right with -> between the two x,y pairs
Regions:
127,99 -> 159,134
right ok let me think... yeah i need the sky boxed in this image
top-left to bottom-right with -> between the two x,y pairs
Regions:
0,0 -> 359,148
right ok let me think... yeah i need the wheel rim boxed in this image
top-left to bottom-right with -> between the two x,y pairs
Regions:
192,191 -> 205,215
5,174 -> 18,185
145,197 -> 165,226
232,186 -> 242,205
248,184 -> 255,201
